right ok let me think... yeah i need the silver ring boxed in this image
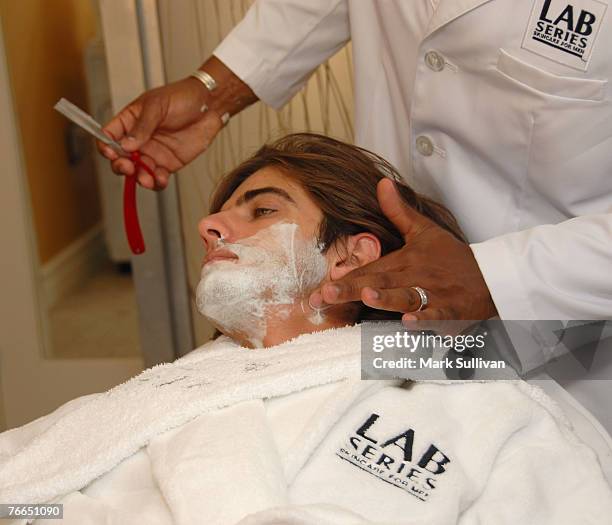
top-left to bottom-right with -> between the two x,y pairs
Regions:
411,286 -> 429,312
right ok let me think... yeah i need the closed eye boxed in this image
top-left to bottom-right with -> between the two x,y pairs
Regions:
254,207 -> 277,218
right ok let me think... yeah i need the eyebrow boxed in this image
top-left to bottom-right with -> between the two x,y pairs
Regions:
234,186 -> 297,206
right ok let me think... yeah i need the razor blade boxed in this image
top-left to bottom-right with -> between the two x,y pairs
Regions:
54,98 -> 126,156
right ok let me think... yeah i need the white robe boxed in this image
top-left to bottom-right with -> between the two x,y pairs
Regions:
1,325 -> 611,524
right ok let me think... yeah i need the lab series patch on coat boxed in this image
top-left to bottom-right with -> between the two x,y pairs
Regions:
336,413 -> 451,502
522,0 -> 608,70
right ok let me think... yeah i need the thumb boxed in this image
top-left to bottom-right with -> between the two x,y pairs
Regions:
120,100 -> 162,152
377,178 -> 432,238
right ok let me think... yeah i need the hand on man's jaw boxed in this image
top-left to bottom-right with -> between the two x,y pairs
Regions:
309,179 -> 498,322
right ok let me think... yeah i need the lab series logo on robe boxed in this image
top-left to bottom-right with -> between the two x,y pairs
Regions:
522,0 -> 608,70
335,413 -> 451,502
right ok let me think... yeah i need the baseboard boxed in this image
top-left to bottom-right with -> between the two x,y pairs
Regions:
41,224 -> 107,308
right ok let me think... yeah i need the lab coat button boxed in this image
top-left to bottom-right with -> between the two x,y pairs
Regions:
425,51 -> 445,72
416,136 -> 434,157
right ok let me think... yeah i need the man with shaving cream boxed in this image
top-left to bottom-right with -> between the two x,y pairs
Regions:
98,0 -> 612,325
196,134 -> 467,348
4,134 -> 612,524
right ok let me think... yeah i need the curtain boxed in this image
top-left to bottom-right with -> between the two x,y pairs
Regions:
157,0 -> 355,345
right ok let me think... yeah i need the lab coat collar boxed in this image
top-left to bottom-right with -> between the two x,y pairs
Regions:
425,0 -> 494,39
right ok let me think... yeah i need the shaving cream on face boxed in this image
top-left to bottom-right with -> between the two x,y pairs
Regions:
195,222 -> 328,347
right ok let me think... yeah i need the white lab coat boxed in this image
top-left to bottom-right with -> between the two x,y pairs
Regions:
213,0 -> 612,320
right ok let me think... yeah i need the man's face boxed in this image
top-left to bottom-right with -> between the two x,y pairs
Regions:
196,167 -> 329,347
198,166 -> 323,259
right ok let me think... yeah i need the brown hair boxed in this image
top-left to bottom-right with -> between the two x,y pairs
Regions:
210,133 -> 466,320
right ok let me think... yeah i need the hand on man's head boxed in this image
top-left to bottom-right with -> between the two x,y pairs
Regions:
309,178 -> 499,321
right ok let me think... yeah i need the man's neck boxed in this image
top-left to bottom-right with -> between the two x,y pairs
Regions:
232,301 -> 359,348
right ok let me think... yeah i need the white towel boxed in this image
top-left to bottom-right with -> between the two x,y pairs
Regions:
2,324 -> 612,525
0,325 -> 365,505
146,400 -> 288,524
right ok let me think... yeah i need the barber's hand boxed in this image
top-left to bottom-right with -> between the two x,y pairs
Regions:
96,77 -> 223,190
309,178 -> 498,321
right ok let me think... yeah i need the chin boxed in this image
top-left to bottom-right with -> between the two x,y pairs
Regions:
207,322 -> 259,348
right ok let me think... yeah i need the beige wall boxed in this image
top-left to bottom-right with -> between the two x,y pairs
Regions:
0,0 -> 101,264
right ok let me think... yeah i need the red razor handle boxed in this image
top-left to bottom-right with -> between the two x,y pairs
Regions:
122,151 -> 148,255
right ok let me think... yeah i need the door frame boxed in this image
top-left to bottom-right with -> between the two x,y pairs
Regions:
0,1 -> 193,430
0,0 -> 194,431
98,0 -> 194,364
0,18 -> 144,427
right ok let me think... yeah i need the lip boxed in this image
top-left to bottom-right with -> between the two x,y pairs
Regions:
202,248 -> 239,267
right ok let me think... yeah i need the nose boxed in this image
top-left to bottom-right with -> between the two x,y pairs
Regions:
198,212 -> 231,251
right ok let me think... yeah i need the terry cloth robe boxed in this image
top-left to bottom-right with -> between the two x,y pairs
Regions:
1,325 -> 611,525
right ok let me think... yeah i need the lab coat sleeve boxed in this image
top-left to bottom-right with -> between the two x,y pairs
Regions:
212,0 -> 350,109
471,214 -> 612,320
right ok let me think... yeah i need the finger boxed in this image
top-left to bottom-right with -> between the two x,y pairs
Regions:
331,247 -> 412,281
320,272 -> 408,305
150,167 -> 168,192
361,286 -> 421,313
137,172 -> 156,189
121,99 -> 162,152
377,178 -> 435,239
134,155 -> 157,189
308,265 -> 410,309
402,308 -> 456,322
96,140 -> 118,161
153,167 -> 170,190
102,104 -> 138,146
111,157 -> 135,176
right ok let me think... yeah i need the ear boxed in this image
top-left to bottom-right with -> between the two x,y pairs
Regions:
329,233 -> 381,281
